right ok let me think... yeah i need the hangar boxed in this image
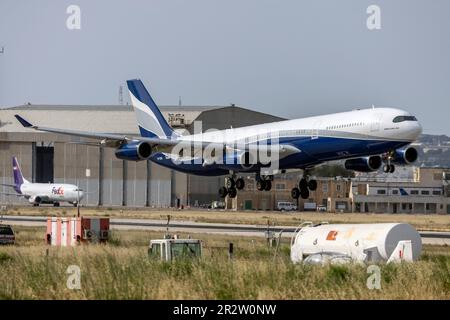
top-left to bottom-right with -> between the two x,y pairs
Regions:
0,104 -> 283,207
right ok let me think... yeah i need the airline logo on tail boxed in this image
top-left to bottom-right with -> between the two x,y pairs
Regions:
12,156 -> 27,194
127,79 -> 176,139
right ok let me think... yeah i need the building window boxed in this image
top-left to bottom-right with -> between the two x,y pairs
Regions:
322,184 -> 328,193
433,190 -> 441,196
422,190 -> 430,195
275,183 -> 285,190
392,190 -> 399,195
336,184 -> 341,192
411,190 -> 419,195
377,190 -> 386,195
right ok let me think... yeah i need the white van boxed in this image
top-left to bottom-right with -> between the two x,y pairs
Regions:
277,201 -> 297,211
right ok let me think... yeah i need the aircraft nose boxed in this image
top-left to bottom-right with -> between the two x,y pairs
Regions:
407,121 -> 422,141
413,121 -> 423,139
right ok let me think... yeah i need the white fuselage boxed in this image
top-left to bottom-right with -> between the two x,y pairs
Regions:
179,107 -> 422,144
20,182 -> 84,204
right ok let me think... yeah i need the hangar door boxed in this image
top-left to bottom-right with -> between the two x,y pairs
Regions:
35,146 -> 54,183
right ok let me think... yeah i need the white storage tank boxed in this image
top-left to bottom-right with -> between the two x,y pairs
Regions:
290,223 -> 422,264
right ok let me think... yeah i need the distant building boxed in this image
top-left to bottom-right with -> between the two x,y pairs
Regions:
353,167 -> 450,214
227,174 -> 353,212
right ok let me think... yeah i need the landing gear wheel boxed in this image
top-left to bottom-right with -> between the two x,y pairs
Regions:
291,188 -> 300,199
383,165 -> 390,173
228,187 -> 237,198
264,180 -> 272,191
300,188 -> 310,200
225,178 -> 235,189
299,178 -> 308,190
73,202 -> 78,208
308,179 -> 317,191
219,187 -> 228,198
235,178 -> 245,190
389,164 -> 395,173
256,180 -> 266,191
53,202 -> 60,207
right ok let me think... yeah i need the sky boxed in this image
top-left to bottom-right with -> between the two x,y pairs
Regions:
1,0 -> 449,135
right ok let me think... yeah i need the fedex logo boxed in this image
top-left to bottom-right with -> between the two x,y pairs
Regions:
52,187 -> 65,195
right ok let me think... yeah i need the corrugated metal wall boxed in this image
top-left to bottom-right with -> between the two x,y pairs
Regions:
0,140 -> 174,207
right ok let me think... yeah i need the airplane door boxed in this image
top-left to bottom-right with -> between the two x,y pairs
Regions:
311,120 -> 322,139
370,114 -> 382,133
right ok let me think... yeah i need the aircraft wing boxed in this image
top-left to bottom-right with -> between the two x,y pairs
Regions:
0,183 -> 15,188
0,192 -> 25,197
15,115 -> 302,159
15,115 -> 178,147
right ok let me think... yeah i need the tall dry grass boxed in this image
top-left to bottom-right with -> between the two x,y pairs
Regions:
0,226 -> 448,299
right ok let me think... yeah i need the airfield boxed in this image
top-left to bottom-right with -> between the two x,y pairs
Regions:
0,206 -> 449,299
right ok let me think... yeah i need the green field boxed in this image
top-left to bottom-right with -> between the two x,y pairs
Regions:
0,226 -> 449,299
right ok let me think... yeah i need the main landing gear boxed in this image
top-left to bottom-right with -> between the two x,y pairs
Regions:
256,175 -> 272,192
291,174 -> 317,200
219,176 -> 246,199
219,174 -> 273,199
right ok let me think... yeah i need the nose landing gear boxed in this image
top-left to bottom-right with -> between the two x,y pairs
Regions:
382,151 -> 396,173
383,164 -> 395,173
256,178 -> 272,191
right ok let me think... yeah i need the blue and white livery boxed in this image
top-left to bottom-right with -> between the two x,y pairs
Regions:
14,79 -> 422,200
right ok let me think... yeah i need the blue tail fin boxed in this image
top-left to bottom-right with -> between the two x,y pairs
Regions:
12,156 -> 28,193
126,79 -> 176,139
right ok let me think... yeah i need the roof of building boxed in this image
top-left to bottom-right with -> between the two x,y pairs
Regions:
5,104 -> 223,112
0,104 -> 284,134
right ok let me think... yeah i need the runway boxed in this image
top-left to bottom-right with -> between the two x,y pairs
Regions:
2,215 -> 450,245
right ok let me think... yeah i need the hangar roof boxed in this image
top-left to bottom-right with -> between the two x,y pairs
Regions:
0,104 -> 284,135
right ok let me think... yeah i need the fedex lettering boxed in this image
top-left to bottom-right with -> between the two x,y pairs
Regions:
52,187 -> 65,195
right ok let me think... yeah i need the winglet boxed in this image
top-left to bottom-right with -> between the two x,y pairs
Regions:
14,115 -> 33,128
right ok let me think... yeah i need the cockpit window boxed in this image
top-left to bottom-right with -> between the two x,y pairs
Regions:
74,188 -> 83,192
393,116 -> 417,123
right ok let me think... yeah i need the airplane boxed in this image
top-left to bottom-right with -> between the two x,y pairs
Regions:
0,156 -> 84,206
14,79 -> 422,200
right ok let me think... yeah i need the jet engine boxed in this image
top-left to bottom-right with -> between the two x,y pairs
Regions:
344,156 -> 382,172
115,141 -> 152,161
391,147 -> 418,165
29,196 -> 42,204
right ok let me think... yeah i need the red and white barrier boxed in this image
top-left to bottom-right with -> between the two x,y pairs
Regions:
46,217 -> 110,246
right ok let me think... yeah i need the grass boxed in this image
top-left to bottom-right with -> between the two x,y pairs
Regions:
0,226 -> 449,299
2,206 -> 450,231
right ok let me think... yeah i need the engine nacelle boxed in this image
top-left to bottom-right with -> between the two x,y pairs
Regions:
115,142 -> 152,161
392,147 -> 418,165
344,156 -> 382,173
29,196 -> 42,204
